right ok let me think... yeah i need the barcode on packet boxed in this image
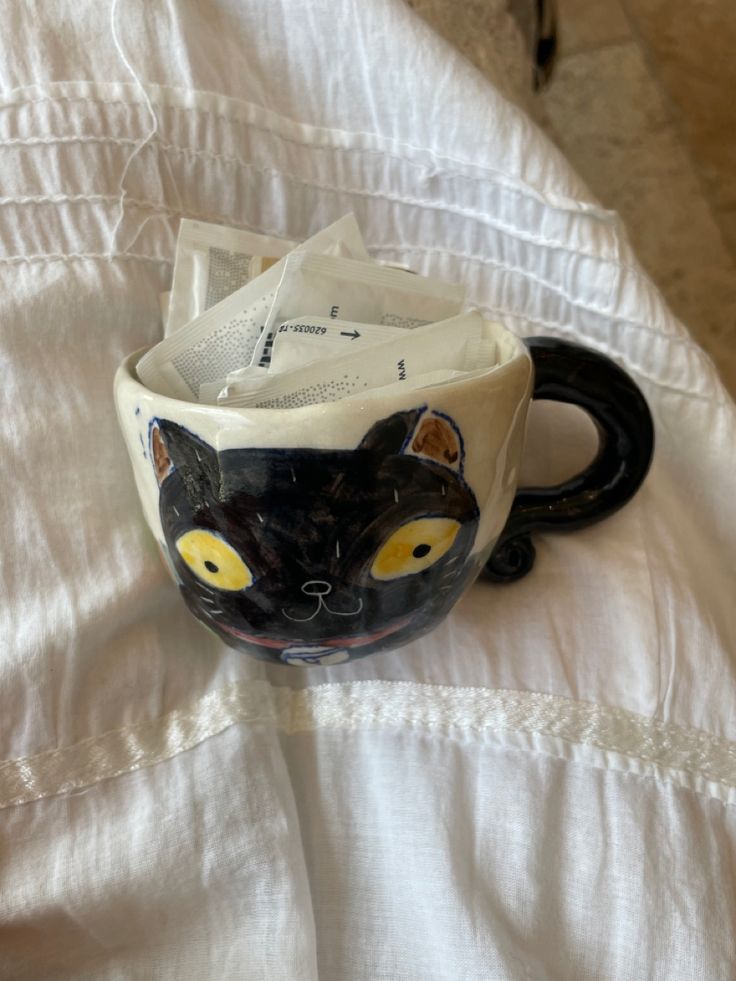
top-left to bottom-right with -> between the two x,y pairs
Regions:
257,331 -> 276,368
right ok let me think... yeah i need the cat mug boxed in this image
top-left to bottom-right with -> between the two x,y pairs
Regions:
115,323 -> 653,666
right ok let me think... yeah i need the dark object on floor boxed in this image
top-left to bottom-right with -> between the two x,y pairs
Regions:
533,0 -> 557,88
507,0 -> 558,89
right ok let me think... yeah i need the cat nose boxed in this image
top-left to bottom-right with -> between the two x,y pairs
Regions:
301,580 -> 332,596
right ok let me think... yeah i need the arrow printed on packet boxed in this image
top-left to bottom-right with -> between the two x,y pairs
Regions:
340,330 -> 361,340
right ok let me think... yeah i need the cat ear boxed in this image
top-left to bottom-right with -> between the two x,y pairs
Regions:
406,410 -> 465,473
149,419 -> 218,491
357,409 -> 425,456
150,422 -> 175,485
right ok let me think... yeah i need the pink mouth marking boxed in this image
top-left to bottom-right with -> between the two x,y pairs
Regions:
218,616 -> 412,651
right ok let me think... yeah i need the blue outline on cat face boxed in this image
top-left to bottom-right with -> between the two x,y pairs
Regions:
150,408 -> 480,665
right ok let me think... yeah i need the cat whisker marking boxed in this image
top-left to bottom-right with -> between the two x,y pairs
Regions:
290,467 -> 296,483
172,506 -> 179,516
393,488 -> 399,503
441,485 -> 446,497
335,539 -> 340,558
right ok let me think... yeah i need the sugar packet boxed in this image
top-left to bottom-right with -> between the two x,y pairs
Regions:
269,316 -> 404,374
136,215 -> 370,400
165,220 -> 297,335
250,251 -> 465,368
197,316 -> 404,403
220,311 -> 493,409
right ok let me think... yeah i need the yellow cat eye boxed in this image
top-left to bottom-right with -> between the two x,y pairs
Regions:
175,529 -> 254,591
370,517 -> 462,581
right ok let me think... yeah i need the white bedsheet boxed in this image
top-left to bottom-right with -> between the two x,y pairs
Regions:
1,1 -> 735,978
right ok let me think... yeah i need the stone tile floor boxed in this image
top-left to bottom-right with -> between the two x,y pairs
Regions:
412,0 -> 736,395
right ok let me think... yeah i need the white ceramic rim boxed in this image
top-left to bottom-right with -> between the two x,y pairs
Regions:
116,322 -> 531,421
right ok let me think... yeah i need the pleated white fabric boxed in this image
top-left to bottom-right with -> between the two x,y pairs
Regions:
1,1 -> 735,978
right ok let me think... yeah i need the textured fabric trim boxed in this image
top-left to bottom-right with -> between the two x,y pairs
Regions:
2,682 -> 736,809
0,79 -> 727,401
0,134 -> 620,264
0,251 -> 171,266
0,80 -> 612,218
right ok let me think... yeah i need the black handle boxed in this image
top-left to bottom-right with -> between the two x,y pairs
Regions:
485,337 -> 654,582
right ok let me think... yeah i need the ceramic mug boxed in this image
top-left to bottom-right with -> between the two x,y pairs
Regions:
114,323 -> 653,666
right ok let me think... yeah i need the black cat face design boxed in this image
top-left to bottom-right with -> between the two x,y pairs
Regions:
150,408 -> 480,666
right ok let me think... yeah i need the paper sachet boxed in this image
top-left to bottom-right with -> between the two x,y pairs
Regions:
217,368 -> 475,407
220,311 -> 493,409
250,251 -> 465,369
344,369 -> 469,399
166,219 -> 297,335
268,316 -> 404,374
197,316 -> 404,403
136,215 -> 370,400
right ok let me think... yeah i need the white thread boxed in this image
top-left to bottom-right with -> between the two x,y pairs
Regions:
2,681 -> 736,809
108,0 -> 158,255
108,0 -> 183,255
